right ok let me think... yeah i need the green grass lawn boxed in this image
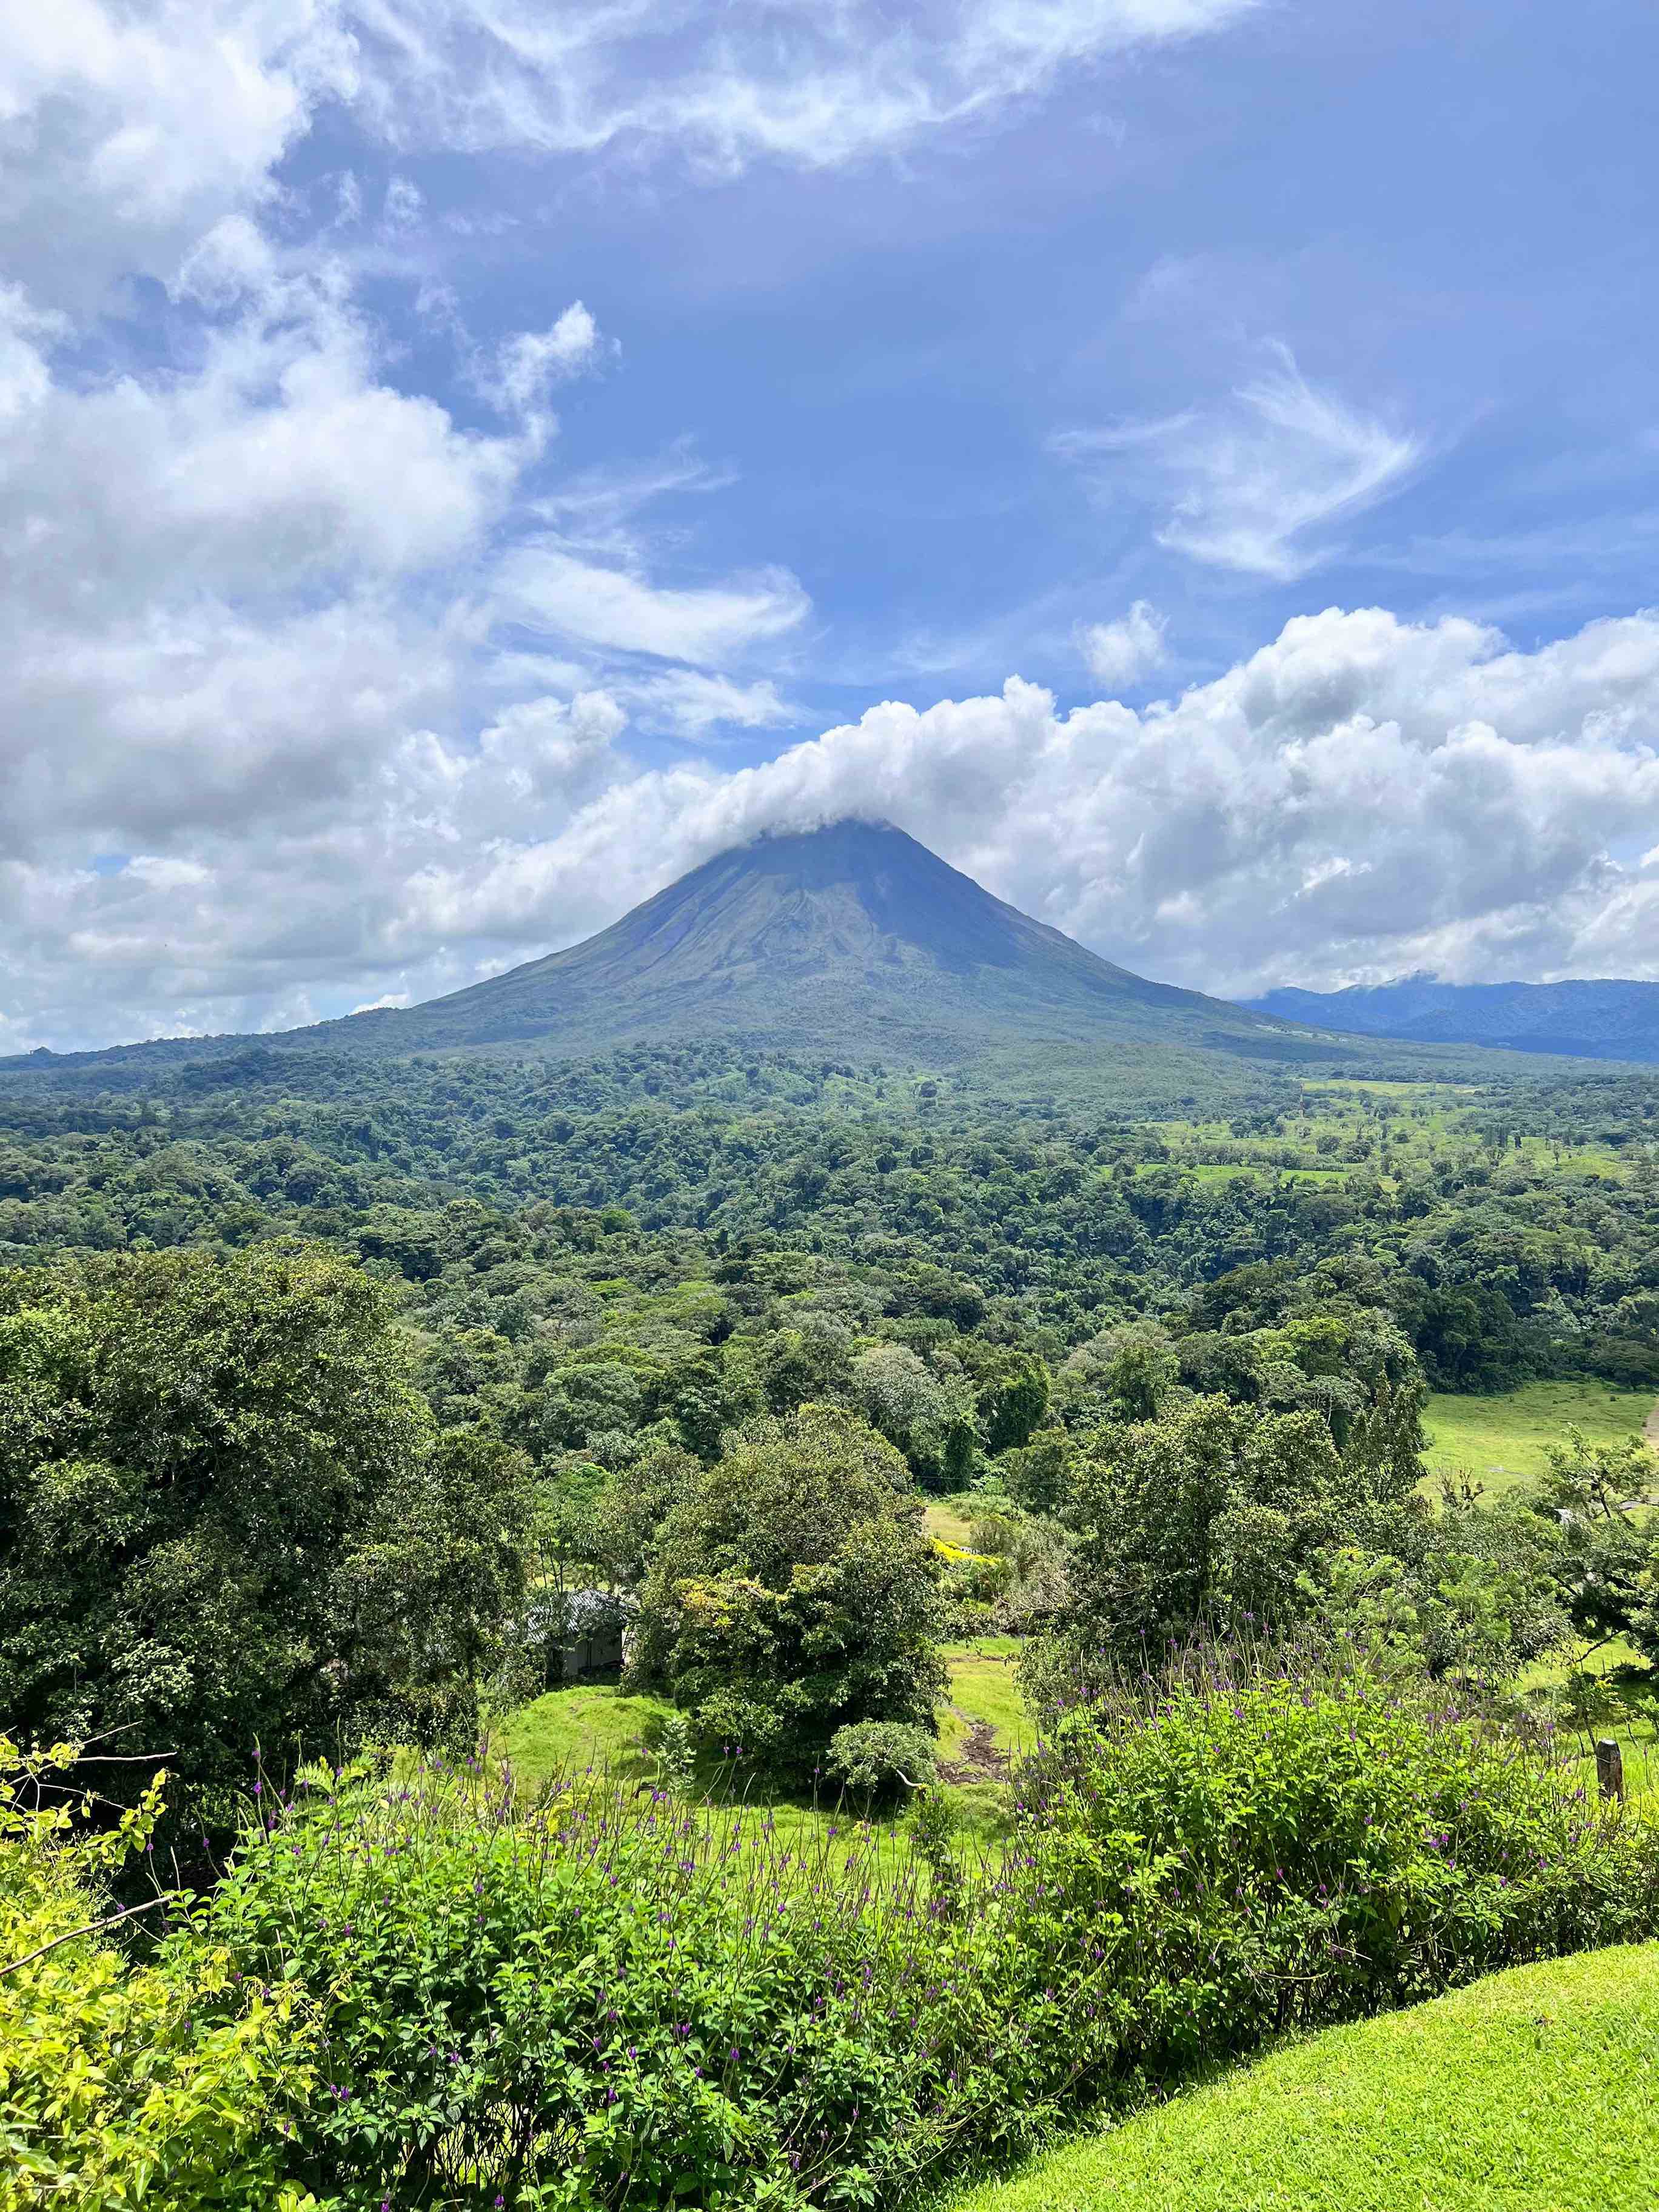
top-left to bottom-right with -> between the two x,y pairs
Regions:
1421,1379 -> 1656,1495
490,1680 -> 677,1787
948,1945 -> 1659,2212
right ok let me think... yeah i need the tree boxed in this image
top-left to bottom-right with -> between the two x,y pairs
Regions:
631,1405 -> 945,1775
850,1342 -> 968,1484
1035,1396 -> 1352,1683
970,1347 -> 1053,1452
1530,1427 -> 1659,1655
0,1245 -> 532,1818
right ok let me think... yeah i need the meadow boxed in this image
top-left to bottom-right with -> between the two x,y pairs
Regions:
1421,1378 -> 1657,1493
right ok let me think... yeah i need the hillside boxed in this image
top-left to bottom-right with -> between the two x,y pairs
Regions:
1243,976 -> 1659,1064
5,820 -> 1350,1086
948,1945 -> 1659,2212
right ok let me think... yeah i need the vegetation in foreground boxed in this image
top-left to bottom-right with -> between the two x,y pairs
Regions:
8,1662 -> 1659,2210
0,1041 -> 1655,2205
946,1942 -> 1659,2212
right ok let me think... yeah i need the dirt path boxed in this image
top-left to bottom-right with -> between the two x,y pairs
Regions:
1646,1395 -> 1659,1450
937,1712 -> 1008,1785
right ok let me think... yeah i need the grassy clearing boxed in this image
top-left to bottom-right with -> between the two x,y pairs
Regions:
938,1637 -> 1030,1762
491,1637 -> 1026,1857
925,1500 -> 977,1546
492,1680 -> 677,1786
1421,1379 -> 1657,1494
947,1944 -> 1659,2212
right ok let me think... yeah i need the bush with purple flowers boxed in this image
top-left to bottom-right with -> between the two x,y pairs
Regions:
194,1660 -> 1658,2210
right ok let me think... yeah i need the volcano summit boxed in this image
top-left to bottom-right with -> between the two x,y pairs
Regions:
323,820 -> 1323,1071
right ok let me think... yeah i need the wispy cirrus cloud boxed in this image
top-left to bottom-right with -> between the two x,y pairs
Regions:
1057,349 -> 1424,580
346,0 -> 1259,170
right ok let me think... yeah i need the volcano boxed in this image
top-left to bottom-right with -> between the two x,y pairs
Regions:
320,819 -> 1326,1070
4,820 -> 1341,1080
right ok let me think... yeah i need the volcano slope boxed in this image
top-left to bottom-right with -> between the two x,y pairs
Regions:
7,821 -> 1361,1101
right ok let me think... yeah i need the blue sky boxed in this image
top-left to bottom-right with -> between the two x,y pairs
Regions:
3,0 -> 1659,1048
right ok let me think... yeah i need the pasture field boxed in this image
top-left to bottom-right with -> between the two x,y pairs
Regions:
947,1944 -> 1659,2212
1421,1379 -> 1657,1493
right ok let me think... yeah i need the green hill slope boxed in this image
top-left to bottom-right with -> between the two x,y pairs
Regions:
948,1945 -> 1659,2212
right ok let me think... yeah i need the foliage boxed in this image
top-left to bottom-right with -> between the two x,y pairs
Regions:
633,1407 -> 948,1775
826,1719 -> 937,1798
1526,1426 -> 1658,1654
0,1739 -> 317,2210
1033,1392 -> 1415,1684
196,1663 -> 1658,2208
0,1245 -> 534,1826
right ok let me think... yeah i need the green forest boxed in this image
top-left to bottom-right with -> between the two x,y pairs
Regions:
3,1040 -> 1658,2207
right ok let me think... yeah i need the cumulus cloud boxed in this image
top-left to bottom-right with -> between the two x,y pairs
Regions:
0,1 -> 357,309
1057,350 -> 1422,578
7,0 -> 1655,1057
1077,600 -> 1168,687
11,605 -> 1659,1053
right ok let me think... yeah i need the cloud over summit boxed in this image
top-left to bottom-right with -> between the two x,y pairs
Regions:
9,605 -> 1659,1051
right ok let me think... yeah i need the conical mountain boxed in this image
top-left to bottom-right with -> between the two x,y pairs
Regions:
4,820 -> 1340,1080
329,819 -> 1321,1068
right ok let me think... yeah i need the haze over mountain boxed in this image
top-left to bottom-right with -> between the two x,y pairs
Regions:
1242,978 -> 1659,1067
8,822 -> 1343,1085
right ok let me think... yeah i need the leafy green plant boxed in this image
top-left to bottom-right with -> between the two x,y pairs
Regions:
826,1720 -> 937,1802
200,1663 -> 1658,2209
0,1738 -> 318,2211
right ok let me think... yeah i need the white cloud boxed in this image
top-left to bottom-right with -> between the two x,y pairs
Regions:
492,545 -> 809,663
10,605 -> 1659,1050
1058,350 -> 1423,579
346,0 -> 1257,171
0,1 -> 357,309
620,670 -> 797,737
489,302 -> 604,419
1077,599 -> 1167,688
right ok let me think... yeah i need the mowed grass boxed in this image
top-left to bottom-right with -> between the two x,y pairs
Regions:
948,1945 -> 1659,2212
491,1680 -> 677,1786
1421,1379 -> 1656,1495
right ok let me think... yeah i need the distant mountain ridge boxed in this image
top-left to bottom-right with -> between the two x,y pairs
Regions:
1241,976 -> 1659,1065
7,820 -> 1346,1081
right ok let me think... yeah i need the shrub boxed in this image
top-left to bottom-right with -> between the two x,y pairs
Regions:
204,1666 -> 1658,2209
826,1720 -> 937,1801
0,1740 -> 317,2211
1010,1665 -> 1659,2067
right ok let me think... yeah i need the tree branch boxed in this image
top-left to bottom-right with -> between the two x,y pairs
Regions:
1,1889 -> 187,1978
